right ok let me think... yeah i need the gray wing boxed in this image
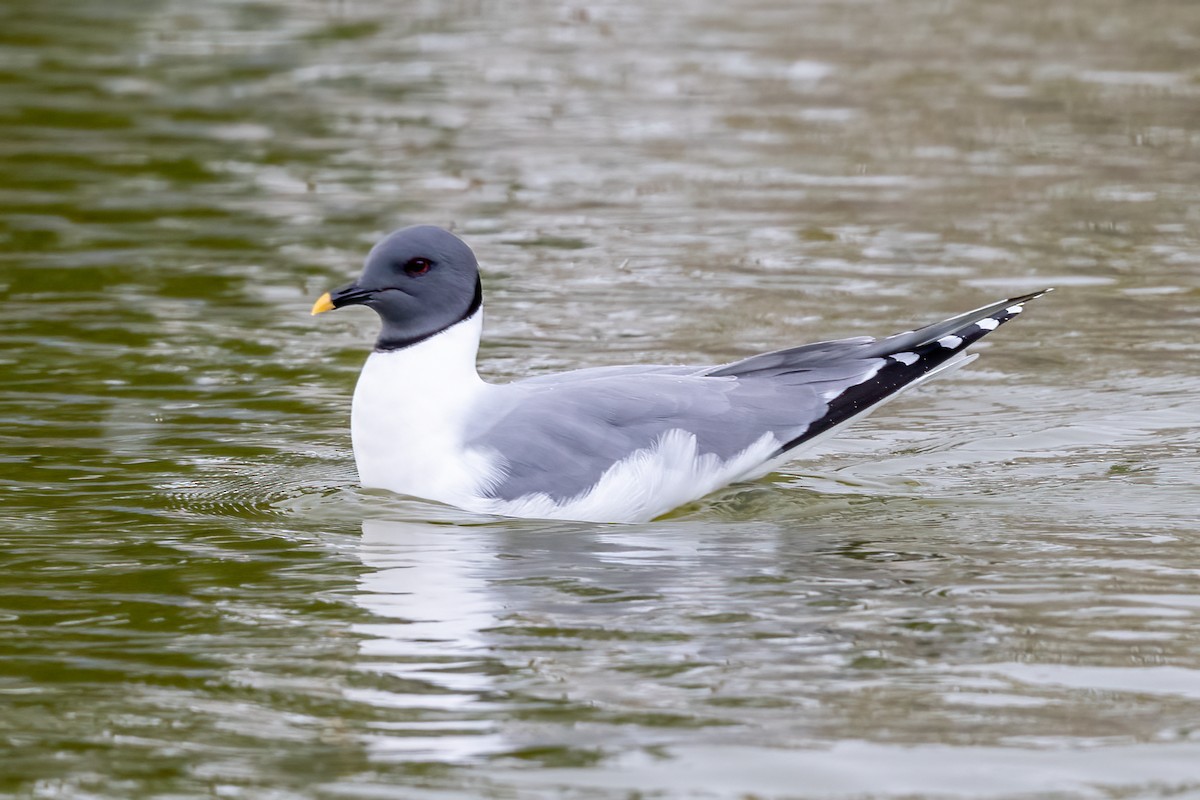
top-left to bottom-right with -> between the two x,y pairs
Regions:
467,354 -> 883,502
513,364 -> 698,385
469,289 -> 1050,504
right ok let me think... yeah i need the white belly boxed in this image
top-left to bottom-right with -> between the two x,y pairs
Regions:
349,323 -> 498,507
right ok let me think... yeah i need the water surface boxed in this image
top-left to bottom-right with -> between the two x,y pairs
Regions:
2,0 -> 1199,797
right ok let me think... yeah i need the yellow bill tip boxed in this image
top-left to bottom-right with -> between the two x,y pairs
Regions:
311,292 -> 334,315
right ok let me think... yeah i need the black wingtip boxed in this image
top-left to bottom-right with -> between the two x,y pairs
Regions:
1009,287 -> 1055,304
765,286 -> 1053,461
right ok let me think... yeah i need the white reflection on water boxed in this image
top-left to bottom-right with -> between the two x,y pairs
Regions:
515,740 -> 1200,798
344,511 -> 807,763
348,518 -> 508,761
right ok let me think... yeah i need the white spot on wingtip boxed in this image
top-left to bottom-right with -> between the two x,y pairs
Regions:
1006,304 -> 1024,314
937,335 -> 963,349
976,317 -> 1000,331
890,351 -> 919,365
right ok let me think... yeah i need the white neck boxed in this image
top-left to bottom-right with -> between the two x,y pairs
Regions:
371,309 -> 484,387
351,310 -> 493,505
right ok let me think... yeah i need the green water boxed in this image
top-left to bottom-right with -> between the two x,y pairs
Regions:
2,0 -> 1199,797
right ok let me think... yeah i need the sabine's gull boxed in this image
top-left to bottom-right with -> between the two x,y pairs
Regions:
312,225 -> 1049,523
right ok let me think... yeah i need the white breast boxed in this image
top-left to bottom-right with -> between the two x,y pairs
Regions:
350,313 -> 499,507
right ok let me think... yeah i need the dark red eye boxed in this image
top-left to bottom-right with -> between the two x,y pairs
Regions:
403,258 -> 432,276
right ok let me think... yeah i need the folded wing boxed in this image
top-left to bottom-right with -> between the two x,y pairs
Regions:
468,290 -> 1049,504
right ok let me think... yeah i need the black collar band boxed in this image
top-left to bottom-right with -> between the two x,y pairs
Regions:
373,276 -> 483,353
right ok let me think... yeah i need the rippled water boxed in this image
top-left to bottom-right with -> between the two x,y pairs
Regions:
2,0 -> 1199,797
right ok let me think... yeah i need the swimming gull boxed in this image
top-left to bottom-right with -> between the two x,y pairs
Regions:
312,225 -> 1050,523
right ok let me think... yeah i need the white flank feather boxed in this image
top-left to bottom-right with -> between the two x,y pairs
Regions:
477,430 -> 781,523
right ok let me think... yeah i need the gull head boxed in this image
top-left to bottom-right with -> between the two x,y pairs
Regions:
312,225 -> 482,350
